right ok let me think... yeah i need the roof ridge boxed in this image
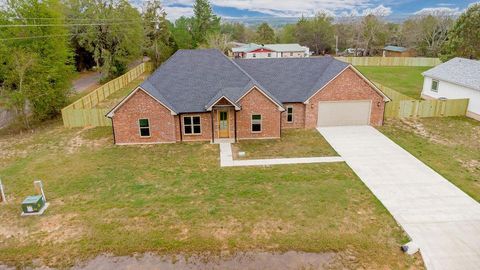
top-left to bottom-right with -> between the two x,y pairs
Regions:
221,52 -> 284,107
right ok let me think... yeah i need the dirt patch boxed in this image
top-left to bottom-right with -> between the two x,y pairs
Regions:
66,128 -> 110,154
459,159 -> 480,173
396,119 -> 452,145
38,214 -> 84,244
251,219 -> 293,239
71,251 -> 336,270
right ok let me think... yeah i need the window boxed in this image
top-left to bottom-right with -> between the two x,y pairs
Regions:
286,106 -> 293,123
290,52 -> 293,56
183,116 -> 201,135
267,53 -> 271,57
139,119 -> 150,137
431,80 -> 439,92
252,53 -> 256,58
251,114 -> 262,132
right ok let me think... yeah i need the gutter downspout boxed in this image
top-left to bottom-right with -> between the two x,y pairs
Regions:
111,118 -> 116,145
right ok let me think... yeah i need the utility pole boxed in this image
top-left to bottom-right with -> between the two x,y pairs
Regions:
335,35 -> 339,55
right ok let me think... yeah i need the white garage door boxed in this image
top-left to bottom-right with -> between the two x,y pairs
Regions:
317,101 -> 371,127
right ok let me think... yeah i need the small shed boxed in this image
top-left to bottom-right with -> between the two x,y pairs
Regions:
382,46 -> 415,57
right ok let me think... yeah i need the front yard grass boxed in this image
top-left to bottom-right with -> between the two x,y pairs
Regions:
379,117 -> 480,201
232,129 -> 337,159
357,66 -> 430,99
0,122 -> 421,269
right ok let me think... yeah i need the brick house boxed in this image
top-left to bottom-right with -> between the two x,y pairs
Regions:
107,49 -> 389,145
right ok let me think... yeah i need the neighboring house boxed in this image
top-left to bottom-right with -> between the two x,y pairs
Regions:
382,46 -> 415,57
107,49 -> 389,145
231,43 -> 310,59
421,57 -> 480,121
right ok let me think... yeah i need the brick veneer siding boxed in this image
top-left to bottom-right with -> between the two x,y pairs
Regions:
305,67 -> 385,128
236,87 -> 281,139
180,113 -> 212,142
281,103 -> 305,129
112,89 -> 176,144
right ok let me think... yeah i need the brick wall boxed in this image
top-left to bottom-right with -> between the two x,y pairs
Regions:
236,87 -> 281,139
112,89 -> 176,144
281,103 -> 305,129
305,67 -> 385,128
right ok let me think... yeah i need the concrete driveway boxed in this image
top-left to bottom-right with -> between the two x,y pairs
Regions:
317,126 -> 480,270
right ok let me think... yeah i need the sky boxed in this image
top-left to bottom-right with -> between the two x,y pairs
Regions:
130,0 -> 479,22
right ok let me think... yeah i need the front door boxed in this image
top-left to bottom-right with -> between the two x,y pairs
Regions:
218,110 -> 229,138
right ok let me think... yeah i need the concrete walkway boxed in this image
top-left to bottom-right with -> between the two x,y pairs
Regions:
219,143 -> 343,167
317,126 -> 480,270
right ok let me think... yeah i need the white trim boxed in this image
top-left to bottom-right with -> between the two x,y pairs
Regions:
182,115 -> 202,136
304,65 -> 390,104
236,85 -> 285,111
251,113 -> 262,133
106,87 -> 177,118
431,79 -> 439,92
206,95 -> 241,111
138,118 -> 151,138
286,105 -> 294,123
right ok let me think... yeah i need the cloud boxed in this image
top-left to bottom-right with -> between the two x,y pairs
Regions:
164,6 -> 194,20
414,7 -> 461,16
361,4 -> 392,16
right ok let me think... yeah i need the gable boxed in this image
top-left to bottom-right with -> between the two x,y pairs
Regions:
106,87 -> 176,118
305,66 -> 390,103
237,86 -> 284,111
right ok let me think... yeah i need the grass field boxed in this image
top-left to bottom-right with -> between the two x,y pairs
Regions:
232,129 -> 337,159
380,117 -> 480,201
357,66 -> 430,99
0,121 -> 422,269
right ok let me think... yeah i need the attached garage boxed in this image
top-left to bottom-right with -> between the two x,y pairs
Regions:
317,100 -> 371,127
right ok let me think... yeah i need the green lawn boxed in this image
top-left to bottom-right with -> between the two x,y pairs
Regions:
94,73 -> 151,110
0,121 -> 421,269
357,66 -> 431,99
232,129 -> 337,159
379,117 -> 480,201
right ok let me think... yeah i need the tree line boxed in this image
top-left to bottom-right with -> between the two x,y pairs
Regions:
0,0 -> 478,129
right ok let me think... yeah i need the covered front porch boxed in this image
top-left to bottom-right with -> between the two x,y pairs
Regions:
208,97 -> 239,143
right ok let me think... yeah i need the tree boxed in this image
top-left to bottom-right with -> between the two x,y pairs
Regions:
66,0 -> 144,80
192,0 -> 220,45
361,15 -> 387,56
220,22 -> 247,42
172,16 -> 195,49
0,0 -> 73,124
255,22 -> 275,44
441,3 -> 480,60
277,24 -> 297,43
143,0 -> 175,68
199,32 -> 231,54
295,13 -> 335,55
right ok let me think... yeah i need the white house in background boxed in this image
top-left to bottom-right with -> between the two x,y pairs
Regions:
231,43 -> 310,59
421,57 -> 480,121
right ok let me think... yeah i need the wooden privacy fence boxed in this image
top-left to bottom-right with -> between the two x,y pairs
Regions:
62,62 -> 152,128
385,99 -> 469,118
335,57 -> 441,66
375,82 -> 413,101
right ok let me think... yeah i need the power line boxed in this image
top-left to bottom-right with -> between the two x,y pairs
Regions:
0,33 -> 87,41
0,22 -> 142,28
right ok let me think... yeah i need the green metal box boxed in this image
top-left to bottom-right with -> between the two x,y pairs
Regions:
21,195 -> 45,213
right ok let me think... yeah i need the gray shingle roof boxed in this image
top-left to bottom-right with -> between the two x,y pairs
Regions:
422,58 -> 480,91
234,56 -> 349,102
136,49 -> 351,113
383,45 -> 407,52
